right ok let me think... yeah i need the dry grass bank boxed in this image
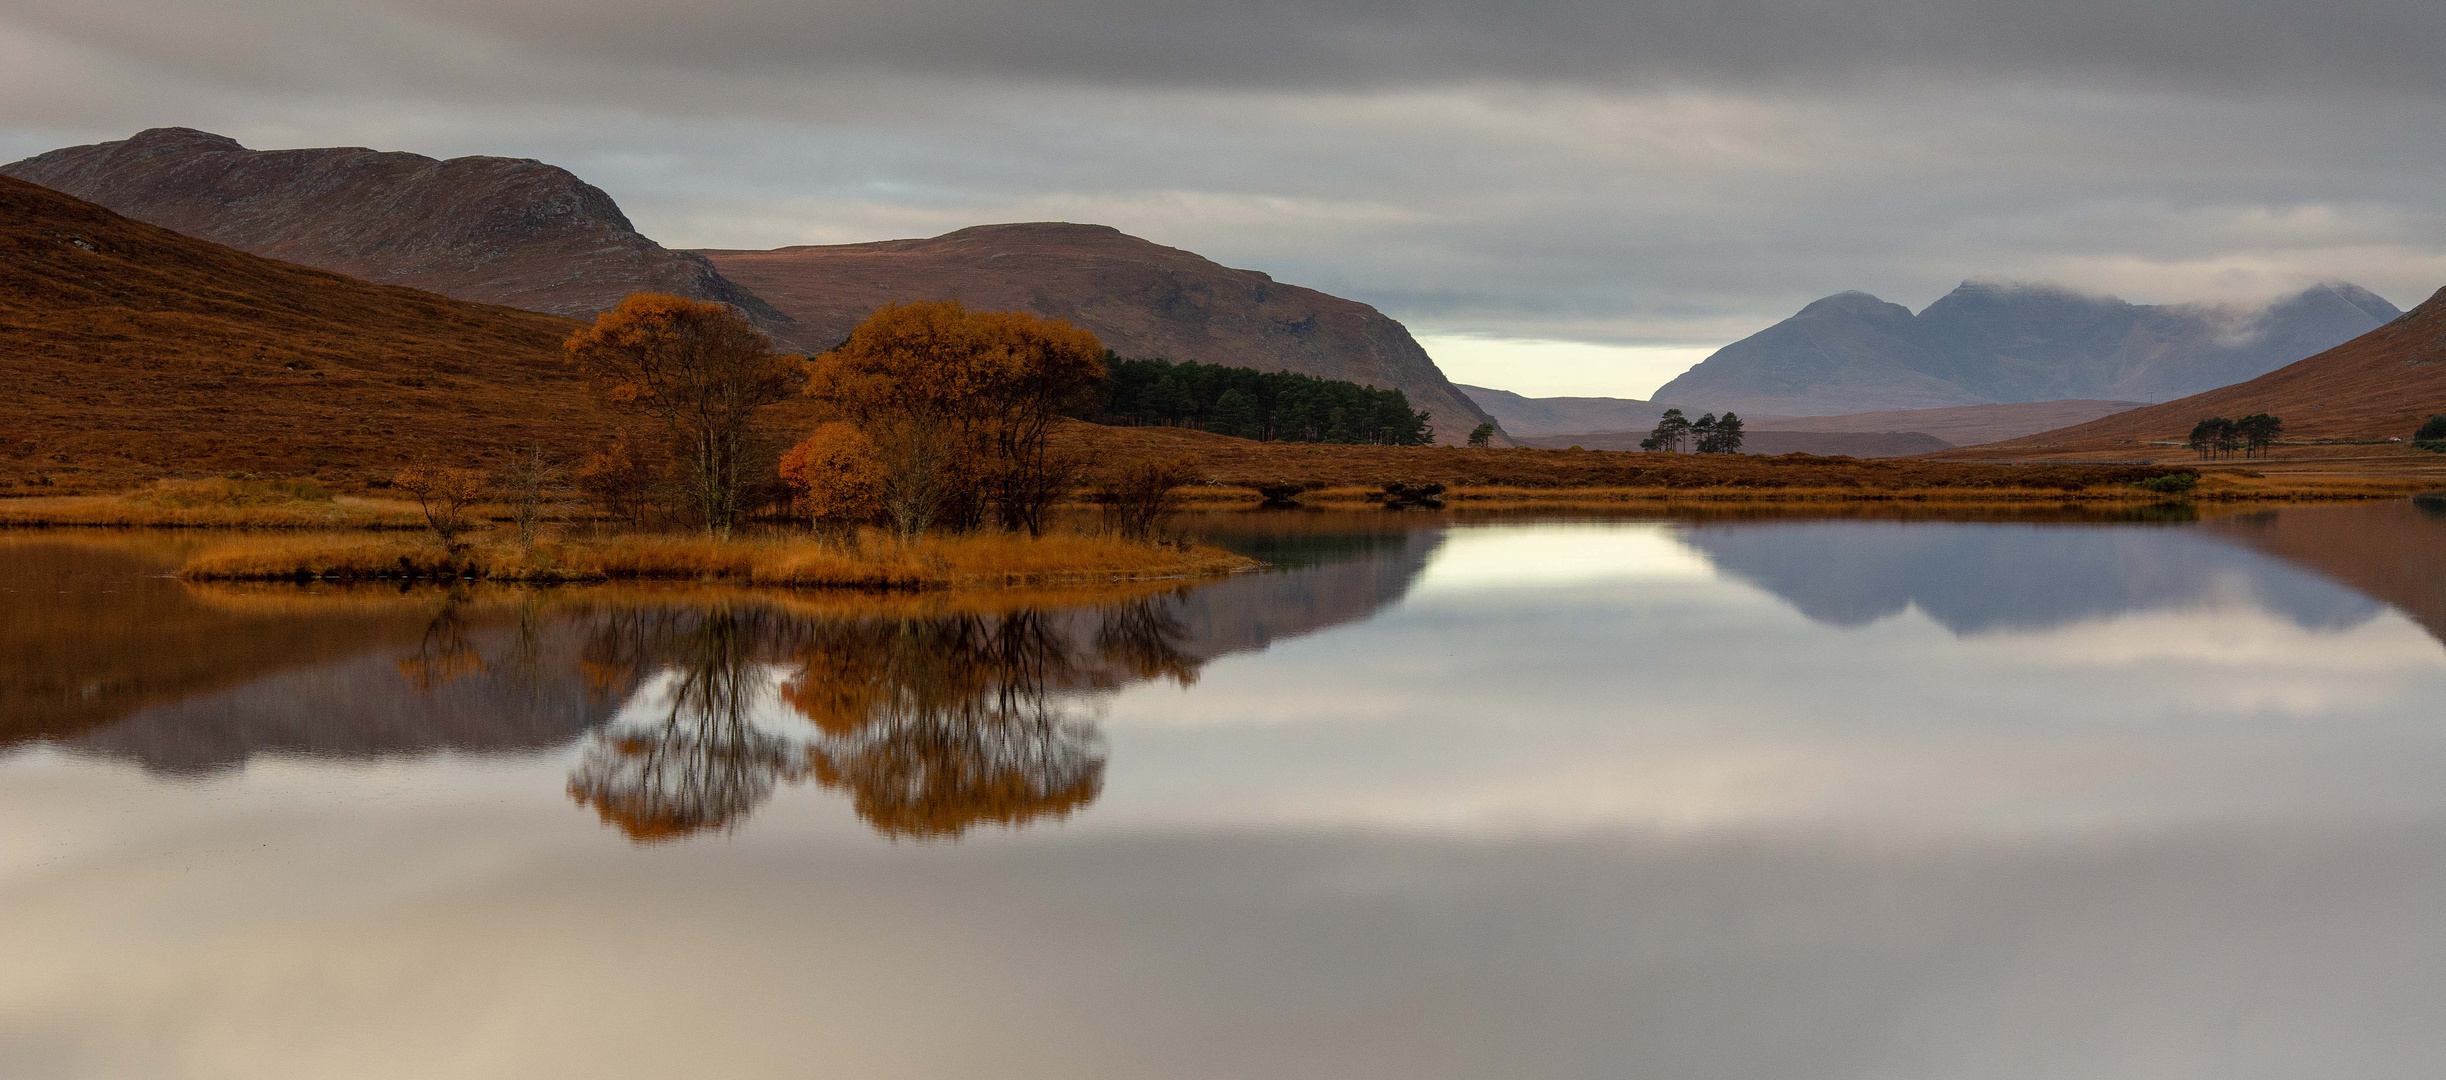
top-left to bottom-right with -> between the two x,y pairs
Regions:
0,478 -> 427,528
1064,422 -> 2433,502
178,528 -> 1256,589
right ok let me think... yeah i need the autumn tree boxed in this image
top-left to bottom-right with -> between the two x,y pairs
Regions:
974,309 -> 1107,534
778,422 -> 887,537
803,301 -> 1106,538
565,294 -> 802,538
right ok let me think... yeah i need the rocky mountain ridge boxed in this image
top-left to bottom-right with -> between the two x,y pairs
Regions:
2,127 -> 789,328
1656,281 -> 2402,416
700,224 -> 1497,444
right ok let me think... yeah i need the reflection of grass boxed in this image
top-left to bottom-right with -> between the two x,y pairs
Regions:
0,479 -> 424,528
178,529 -> 1257,589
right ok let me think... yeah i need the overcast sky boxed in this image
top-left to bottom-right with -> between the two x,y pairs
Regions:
5,0 -> 2443,396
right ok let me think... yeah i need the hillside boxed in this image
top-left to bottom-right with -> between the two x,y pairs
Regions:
1948,287 -> 2446,461
1518,430 -> 1955,457
1456,385 -> 1691,437
1655,282 -> 2401,416
699,224 -> 1496,444
1746,400 -> 2144,446
0,174 -> 610,490
2,128 -> 788,330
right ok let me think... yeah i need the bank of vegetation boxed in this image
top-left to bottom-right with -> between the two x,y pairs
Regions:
172,296 -> 1250,587
1096,357 -> 1433,445
1058,424 -> 2431,503
177,530 -> 1250,587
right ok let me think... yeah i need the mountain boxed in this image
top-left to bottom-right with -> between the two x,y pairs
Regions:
1456,385 -> 1686,437
698,224 -> 1497,445
1955,286 -> 2446,458
1,127 -> 788,329
1655,282 -> 2403,416
0,173 -> 606,490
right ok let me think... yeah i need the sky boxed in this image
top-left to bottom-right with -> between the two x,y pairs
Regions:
4,0 -> 2444,397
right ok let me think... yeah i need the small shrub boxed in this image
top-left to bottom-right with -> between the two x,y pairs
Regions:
1095,454 -> 1203,539
2135,472 -> 2199,495
1378,481 -> 1447,509
778,423 -> 888,536
393,464 -> 489,551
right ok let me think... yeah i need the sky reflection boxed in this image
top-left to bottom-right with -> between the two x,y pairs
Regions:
4,507 -> 2446,1078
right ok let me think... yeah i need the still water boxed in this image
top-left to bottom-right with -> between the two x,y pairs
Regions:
4,503 -> 2446,1078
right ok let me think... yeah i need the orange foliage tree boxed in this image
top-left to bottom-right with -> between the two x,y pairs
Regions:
565,294 -> 802,538
776,422 -> 887,535
803,301 -> 1104,539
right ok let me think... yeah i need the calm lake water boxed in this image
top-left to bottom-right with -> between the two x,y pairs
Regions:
5,502 -> 2446,1079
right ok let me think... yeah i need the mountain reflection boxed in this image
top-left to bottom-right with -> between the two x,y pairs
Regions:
564,600 -> 1196,842
1678,519 -> 2389,637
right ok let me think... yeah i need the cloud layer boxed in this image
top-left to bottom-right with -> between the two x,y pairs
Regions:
5,0 -> 2442,394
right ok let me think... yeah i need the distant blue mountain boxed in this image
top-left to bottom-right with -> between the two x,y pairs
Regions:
1655,281 -> 2402,416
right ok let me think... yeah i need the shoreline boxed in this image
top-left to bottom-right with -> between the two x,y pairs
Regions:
172,531 -> 1260,591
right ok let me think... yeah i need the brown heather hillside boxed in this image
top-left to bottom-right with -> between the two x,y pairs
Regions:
1947,287 -> 2446,461
3,128 -> 789,331
0,174 -> 611,491
700,223 -> 1498,444
1519,430 -> 1956,457
1060,422 -> 2192,495
1747,400 -> 2145,446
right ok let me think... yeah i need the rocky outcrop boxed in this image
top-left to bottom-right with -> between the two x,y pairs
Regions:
2,127 -> 788,329
700,224 -> 1497,444
1656,282 -> 2402,416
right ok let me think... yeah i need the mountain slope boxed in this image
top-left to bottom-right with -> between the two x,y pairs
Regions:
1657,282 -> 2402,416
0,174 -> 607,489
1953,286 -> 2446,458
700,224 -> 1496,444
2,127 -> 787,329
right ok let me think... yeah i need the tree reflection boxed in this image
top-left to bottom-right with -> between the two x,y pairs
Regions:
565,597 -> 1200,842
395,589 -> 486,691
567,606 -> 807,841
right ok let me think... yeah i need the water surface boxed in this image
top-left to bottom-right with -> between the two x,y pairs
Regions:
5,503 -> 2445,1078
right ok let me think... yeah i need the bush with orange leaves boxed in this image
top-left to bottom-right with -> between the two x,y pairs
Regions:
391,464 -> 488,552
804,301 -> 1104,539
566,294 -> 802,538
777,422 -> 887,536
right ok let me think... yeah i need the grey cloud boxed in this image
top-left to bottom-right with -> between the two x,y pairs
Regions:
376,0 -> 2446,95
11,0 -> 2446,100
3,0 -> 2444,384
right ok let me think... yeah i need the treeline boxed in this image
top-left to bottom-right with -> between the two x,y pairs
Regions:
1640,408 -> 1746,453
1097,357 -> 1433,446
2187,414 -> 2281,459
